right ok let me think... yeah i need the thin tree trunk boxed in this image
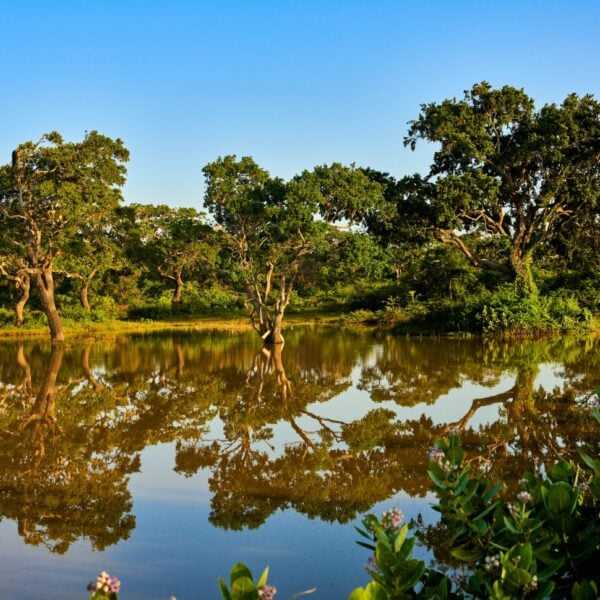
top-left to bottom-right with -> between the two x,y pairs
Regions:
82,344 -> 102,389
16,343 -> 32,395
20,345 -> 64,433
172,271 -> 183,313
174,342 -> 185,378
0,267 -> 31,326
80,281 -> 91,310
15,273 -> 30,327
35,263 -> 65,343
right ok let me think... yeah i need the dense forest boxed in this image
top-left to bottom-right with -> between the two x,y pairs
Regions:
1,83 -> 599,342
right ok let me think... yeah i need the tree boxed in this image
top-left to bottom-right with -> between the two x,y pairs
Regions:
202,156 -> 383,343
405,82 -> 600,295
122,204 -> 218,312
55,216 -> 123,311
0,131 -> 129,341
0,259 -> 31,326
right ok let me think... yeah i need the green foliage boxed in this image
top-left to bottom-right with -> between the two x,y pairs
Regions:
349,404 -> 600,599
477,286 -> 593,335
405,82 -> 600,295
218,563 -> 272,600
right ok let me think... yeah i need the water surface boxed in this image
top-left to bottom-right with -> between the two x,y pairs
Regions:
0,328 -> 598,599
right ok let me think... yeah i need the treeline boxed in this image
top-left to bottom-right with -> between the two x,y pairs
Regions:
1,82 -> 599,342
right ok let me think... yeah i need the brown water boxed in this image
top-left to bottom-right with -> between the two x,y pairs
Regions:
0,327 -> 598,599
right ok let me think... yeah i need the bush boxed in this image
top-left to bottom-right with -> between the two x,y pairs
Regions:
350,410 -> 600,598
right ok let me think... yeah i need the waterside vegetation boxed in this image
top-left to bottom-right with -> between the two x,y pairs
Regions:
1,83 -> 599,342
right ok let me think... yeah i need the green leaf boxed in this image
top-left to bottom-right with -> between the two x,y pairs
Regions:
231,576 -> 258,600
364,581 -> 388,600
374,526 -> 391,548
454,471 -> 470,495
393,523 -> 409,553
446,446 -> 464,466
356,541 -> 377,551
519,543 -> 533,570
572,579 -> 599,600
347,588 -> 365,600
397,560 -> 426,592
428,466 -> 447,489
537,557 -> 565,579
230,563 -> 254,586
502,515 -> 521,534
450,546 -> 481,563
544,482 -> 574,515
472,499 -> 500,521
218,577 -> 232,600
482,482 -> 501,503
578,449 -> 600,474
551,460 -> 573,482
355,526 -> 373,540
256,567 -> 269,588
396,536 -> 416,562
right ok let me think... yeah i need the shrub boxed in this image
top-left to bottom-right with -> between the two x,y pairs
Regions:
350,400 -> 600,599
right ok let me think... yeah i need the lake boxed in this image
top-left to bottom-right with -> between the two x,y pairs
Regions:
0,327 -> 598,599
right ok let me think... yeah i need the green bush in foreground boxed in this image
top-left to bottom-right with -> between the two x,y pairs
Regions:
350,419 -> 600,599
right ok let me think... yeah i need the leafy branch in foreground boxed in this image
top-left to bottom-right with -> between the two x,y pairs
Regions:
349,398 -> 600,599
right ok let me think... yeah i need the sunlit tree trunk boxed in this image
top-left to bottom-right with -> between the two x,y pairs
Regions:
80,281 -> 91,310
35,263 -> 65,343
15,273 -> 30,326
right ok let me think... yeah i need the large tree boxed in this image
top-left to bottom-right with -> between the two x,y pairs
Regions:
405,82 -> 600,295
202,156 -> 382,343
0,131 -> 129,341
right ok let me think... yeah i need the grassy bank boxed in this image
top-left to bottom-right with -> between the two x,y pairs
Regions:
0,313 -> 343,341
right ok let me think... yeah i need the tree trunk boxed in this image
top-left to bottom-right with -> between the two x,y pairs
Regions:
264,312 -> 285,344
510,250 -> 537,297
35,264 -> 65,343
172,271 -> 184,313
269,343 -> 291,400
80,281 -> 91,310
174,342 -> 185,378
15,273 -> 30,327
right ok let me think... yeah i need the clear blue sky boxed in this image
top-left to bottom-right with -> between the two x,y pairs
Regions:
1,0 -> 599,208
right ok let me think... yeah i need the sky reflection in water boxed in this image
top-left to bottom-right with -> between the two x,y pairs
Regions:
0,328 -> 598,599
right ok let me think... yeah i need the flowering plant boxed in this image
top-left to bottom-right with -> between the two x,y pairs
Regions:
87,571 -> 121,600
218,563 -> 275,600
350,408 -> 600,599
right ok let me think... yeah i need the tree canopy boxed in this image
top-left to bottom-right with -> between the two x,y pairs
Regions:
405,82 -> 600,294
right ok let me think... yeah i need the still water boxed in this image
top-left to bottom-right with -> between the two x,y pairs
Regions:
0,327 -> 598,599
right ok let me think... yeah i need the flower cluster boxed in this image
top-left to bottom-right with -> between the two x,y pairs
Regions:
258,583 -> 277,599
484,554 -> 500,572
517,491 -> 532,504
381,507 -> 404,530
525,574 -> 538,592
87,571 -> 121,598
426,446 -> 445,465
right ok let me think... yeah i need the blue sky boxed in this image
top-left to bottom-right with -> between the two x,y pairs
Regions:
1,0 -> 599,208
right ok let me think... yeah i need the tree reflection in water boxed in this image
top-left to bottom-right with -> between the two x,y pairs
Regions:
0,330 -> 597,551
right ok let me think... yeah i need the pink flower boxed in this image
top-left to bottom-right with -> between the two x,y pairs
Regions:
258,584 -> 277,599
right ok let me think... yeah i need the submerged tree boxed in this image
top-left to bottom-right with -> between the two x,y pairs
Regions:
0,131 -> 129,341
202,156 -> 382,343
405,82 -> 600,295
